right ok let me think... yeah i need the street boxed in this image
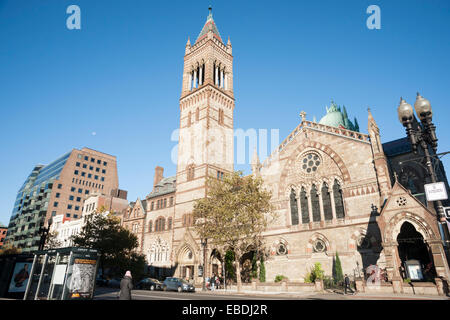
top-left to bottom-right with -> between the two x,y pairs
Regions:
93,287 -> 449,301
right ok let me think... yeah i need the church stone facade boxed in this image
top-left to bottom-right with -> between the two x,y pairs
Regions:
124,8 -> 449,292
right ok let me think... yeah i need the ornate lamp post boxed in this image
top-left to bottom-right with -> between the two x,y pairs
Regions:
397,93 -> 450,259
201,238 -> 208,291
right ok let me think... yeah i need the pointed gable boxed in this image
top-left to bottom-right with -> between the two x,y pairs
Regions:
195,6 -> 223,44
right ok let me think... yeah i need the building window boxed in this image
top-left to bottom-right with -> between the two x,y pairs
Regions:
164,198 -> 167,208
56,193 -> 60,198
54,202 -> 58,207
96,168 -> 100,172
76,162 -> 80,167
300,187 -> 309,224
75,206 -> 80,211
57,184 -> 62,189
103,161 -> 107,166
52,211 -> 57,216
301,153 -> 321,174
187,165 -> 195,181
78,188 -> 82,194
74,170 -> 79,175
82,164 -> 87,169
66,213 -> 71,218
81,172 -> 86,177
102,169 -> 106,174
84,156 -> 88,161
67,204 -> 72,210
217,171 -> 224,180
91,158 -> 95,163
169,197 -> 173,206
155,217 -> 165,232
97,159 -> 101,164
168,217 -> 172,230
71,187 -> 75,192
69,195 -> 74,201
101,177 -> 105,182
333,180 -> 345,219
290,188 -> 299,225
322,183 -> 333,221
76,197 -> 81,202
311,184 -> 320,222
89,166 -> 93,171
95,175 -> 99,180
157,200 -> 160,209
313,239 -> 327,253
78,154 -> 82,159
85,190 -> 89,195
74,214 -> 78,219
148,221 -> 153,232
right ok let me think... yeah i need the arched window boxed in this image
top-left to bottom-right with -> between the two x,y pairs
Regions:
155,217 -> 165,232
290,188 -> 299,225
300,187 -> 309,224
321,183 -> 333,221
168,217 -> 172,230
310,185 -> 321,222
148,220 -> 153,233
187,165 -> 195,181
333,180 -> 345,219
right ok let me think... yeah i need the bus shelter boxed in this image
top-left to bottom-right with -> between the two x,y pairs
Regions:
23,247 -> 99,300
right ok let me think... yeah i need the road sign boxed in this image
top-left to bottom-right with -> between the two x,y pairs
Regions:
424,182 -> 448,202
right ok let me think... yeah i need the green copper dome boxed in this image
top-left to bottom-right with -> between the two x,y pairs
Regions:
318,100 -> 359,132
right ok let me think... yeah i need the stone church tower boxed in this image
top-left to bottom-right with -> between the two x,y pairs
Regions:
172,7 -> 235,279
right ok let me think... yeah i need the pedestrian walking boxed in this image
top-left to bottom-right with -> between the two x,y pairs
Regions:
119,270 -> 133,300
210,274 -> 216,291
344,274 -> 354,295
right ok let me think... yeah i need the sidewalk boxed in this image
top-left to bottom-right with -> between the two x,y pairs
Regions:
197,288 -> 450,300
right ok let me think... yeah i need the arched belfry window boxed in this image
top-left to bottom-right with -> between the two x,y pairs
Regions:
300,187 -> 309,224
311,185 -> 321,222
290,188 -> 299,225
321,183 -> 333,221
333,180 -> 345,219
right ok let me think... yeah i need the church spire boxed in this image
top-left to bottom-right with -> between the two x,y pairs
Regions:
195,6 -> 223,44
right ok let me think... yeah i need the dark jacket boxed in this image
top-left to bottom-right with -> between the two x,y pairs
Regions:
119,276 -> 133,300
344,276 -> 350,285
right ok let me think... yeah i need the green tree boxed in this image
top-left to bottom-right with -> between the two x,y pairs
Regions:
70,207 -> 142,279
43,231 -> 62,250
250,252 -> 258,280
334,252 -> 344,284
259,256 -> 266,283
193,171 -> 275,291
304,262 -> 325,283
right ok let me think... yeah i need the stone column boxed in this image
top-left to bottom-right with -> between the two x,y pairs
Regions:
383,242 -> 403,294
189,72 -> 193,91
329,188 -> 337,223
427,239 -> 450,295
199,66 -> 203,85
220,69 -> 224,88
224,73 -> 228,90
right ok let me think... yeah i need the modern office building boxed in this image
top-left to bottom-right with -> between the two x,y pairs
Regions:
4,147 -> 119,252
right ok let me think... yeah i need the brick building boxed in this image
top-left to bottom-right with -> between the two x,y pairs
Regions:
0,224 -> 7,248
5,147 -> 119,252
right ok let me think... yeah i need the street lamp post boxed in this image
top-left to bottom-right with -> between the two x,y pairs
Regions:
38,218 -> 53,251
201,238 -> 207,291
397,93 -> 450,261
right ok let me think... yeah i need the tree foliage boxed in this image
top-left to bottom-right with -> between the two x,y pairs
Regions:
70,207 -> 143,279
333,252 -> 344,284
0,243 -> 22,256
43,231 -> 62,250
304,262 -> 325,283
193,171 -> 275,291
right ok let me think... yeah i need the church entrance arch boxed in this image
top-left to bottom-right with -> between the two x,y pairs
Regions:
177,245 -> 195,281
396,222 -> 436,281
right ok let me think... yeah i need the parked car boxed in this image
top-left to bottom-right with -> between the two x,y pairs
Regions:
162,277 -> 195,292
107,278 -> 122,288
136,278 -> 162,291
96,276 -> 109,287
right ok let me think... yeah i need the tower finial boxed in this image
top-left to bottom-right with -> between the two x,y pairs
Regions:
208,5 -> 212,19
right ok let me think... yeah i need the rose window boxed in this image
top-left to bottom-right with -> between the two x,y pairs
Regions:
313,239 -> 326,253
302,153 -> 321,173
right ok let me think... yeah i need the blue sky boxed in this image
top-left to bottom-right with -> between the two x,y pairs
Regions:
1,0 -> 450,226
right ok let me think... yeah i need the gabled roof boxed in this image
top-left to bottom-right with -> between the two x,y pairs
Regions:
195,7 -> 223,44
147,176 -> 176,199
